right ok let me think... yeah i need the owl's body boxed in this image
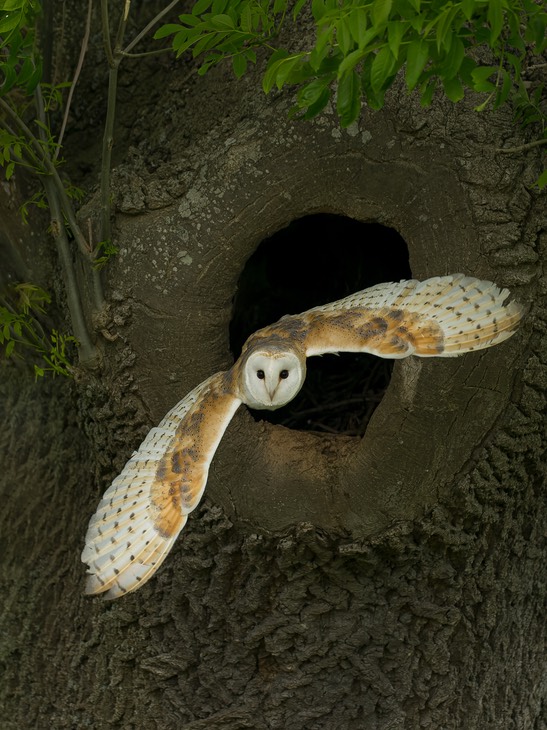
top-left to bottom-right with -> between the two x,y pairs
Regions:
82,274 -> 524,598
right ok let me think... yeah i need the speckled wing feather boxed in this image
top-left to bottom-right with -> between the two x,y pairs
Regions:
275,274 -> 524,359
82,372 -> 241,599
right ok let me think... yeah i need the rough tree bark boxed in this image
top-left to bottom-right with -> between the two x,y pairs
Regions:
0,6 -> 545,729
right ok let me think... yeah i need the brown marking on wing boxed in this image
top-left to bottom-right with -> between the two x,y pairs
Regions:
302,308 -> 445,357
150,372 -> 240,539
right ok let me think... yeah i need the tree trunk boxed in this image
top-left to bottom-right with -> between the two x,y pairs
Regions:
0,7 -> 545,728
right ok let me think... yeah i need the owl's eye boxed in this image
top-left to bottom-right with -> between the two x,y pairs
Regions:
279,370 -> 289,379
256,370 -> 265,379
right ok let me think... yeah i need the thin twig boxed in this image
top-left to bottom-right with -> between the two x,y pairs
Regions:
34,87 -> 104,309
495,139 -> 547,154
99,0 -> 135,245
32,89 -> 98,366
123,0 -> 181,54
1,97 -> 85,248
54,0 -> 93,160
100,0 -> 115,67
99,61 -> 119,246
120,47 -> 174,58
115,0 -> 132,52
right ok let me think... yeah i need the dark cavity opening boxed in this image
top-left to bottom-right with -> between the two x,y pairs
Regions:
230,214 -> 411,436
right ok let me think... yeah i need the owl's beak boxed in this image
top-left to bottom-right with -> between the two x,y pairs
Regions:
266,385 -> 277,403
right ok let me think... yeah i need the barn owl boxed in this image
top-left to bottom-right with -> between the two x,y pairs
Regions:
82,274 -> 523,599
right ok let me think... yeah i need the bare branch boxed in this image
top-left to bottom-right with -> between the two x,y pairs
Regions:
496,139 -> 547,154
123,0 -> 181,55
54,0 -> 93,160
120,47 -> 173,59
32,90 -> 100,367
115,0 -> 132,52
101,0 -> 115,67
99,62 -> 119,247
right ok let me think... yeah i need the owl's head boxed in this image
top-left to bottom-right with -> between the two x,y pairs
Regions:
241,347 -> 305,410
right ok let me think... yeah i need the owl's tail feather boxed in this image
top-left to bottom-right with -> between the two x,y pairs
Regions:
409,274 -> 525,356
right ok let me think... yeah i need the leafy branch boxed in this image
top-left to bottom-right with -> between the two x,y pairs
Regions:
157,0 -> 547,175
0,283 -> 77,378
0,0 -> 182,375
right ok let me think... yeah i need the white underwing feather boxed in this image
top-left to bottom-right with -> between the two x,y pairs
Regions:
82,374 -> 239,599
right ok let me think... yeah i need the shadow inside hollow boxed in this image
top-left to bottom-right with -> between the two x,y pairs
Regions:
230,214 -> 411,436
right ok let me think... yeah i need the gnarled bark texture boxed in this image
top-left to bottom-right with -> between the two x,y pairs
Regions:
0,6 -> 545,729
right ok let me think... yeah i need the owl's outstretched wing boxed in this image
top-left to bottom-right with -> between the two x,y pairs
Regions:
82,372 -> 241,599
280,274 -> 524,359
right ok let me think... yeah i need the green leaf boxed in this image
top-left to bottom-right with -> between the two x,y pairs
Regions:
372,0 -> 391,30
442,76 -> 464,102
232,53 -> 247,78
0,62 -> 17,94
303,87 -> 331,119
240,3 -> 252,32
212,0 -> 228,14
3,1 -> 29,11
273,0 -> 287,15
348,8 -> 368,47
370,46 -> 395,93
458,56 -> 477,87
210,14 -> 235,30
337,70 -> 361,127
172,28 -> 201,55
293,0 -> 307,21
309,26 -> 332,70
337,48 -> 365,79
493,68 -> 512,109
311,0 -> 326,22
5,339 -> 15,357
25,58 -> 42,94
17,55 -> 34,85
461,0 -> 476,22
197,53 -> 221,75
177,14 -> 202,27
535,168 -> 547,190
387,21 -> 405,60
298,78 -> 331,107
154,23 -> 183,39
406,39 -> 429,91
5,160 -> 15,179
435,5 -> 458,53
487,0 -> 503,45
420,77 -> 437,106
471,65 -> 497,92
442,35 -> 465,80
336,18 -> 352,55
506,9 -> 525,51
275,55 -> 304,89
0,12 -> 22,35
192,0 -> 212,15
192,31 -> 225,57
528,12 -> 547,53
356,27 -> 379,52
262,50 -> 289,93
